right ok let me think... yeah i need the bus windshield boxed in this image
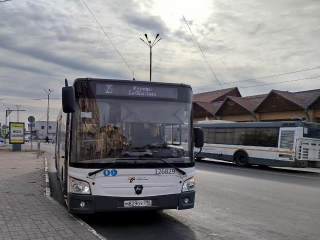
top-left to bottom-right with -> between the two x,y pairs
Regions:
303,123 -> 320,139
71,98 -> 191,164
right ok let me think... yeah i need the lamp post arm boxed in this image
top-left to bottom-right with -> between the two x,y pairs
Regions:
152,38 -> 162,47
140,38 -> 150,47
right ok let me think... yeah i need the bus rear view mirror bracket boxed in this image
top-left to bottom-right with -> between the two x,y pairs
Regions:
62,86 -> 75,113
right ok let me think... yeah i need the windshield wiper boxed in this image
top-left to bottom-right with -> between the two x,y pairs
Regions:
141,157 -> 186,176
87,158 -> 141,177
88,162 -> 119,177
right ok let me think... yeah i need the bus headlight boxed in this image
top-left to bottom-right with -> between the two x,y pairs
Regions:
69,177 -> 91,194
182,177 -> 195,192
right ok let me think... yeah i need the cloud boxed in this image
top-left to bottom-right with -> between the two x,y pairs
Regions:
1,0 -> 320,125
122,14 -> 169,34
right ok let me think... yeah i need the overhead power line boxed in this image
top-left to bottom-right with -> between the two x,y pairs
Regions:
238,75 -> 320,89
0,97 -> 61,101
181,16 -> 223,89
82,0 -> 137,79
38,113 -> 48,121
193,66 -> 320,88
0,100 -> 10,109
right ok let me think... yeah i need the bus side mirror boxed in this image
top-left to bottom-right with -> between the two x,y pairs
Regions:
62,86 -> 75,113
194,127 -> 204,148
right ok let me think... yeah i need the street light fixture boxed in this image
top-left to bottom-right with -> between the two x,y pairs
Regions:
140,33 -> 162,81
44,89 -> 54,139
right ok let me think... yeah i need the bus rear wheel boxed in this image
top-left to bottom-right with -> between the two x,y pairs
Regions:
234,152 -> 249,167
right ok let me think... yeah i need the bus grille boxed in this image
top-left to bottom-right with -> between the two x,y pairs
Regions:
298,147 -> 309,160
298,141 -> 320,160
280,130 -> 295,150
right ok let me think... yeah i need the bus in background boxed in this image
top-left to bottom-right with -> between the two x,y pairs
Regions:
55,78 -> 203,214
194,121 -> 320,168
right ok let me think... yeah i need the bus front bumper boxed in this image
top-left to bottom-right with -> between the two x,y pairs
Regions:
67,192 -> 195,214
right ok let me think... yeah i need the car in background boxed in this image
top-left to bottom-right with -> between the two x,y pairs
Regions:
0,137 -> 4,143
121,148 -> 153,157
148,144 -> 185,158
24,136 -> 30,142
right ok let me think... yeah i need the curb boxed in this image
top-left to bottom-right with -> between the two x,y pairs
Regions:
43,156 -> 107,240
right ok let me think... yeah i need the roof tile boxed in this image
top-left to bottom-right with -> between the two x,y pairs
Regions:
193,87 -> 241,102
195,101 -> 223,115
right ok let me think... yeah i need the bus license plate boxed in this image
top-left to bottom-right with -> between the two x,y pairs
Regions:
124,200 -> 152,207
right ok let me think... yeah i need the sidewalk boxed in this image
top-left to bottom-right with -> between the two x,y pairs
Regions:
0,151 -> 101,240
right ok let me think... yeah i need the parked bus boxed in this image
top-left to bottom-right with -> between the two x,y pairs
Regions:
55,78 -> 203,214
194,121 -> 320,168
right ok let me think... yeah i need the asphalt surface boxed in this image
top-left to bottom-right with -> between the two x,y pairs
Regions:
39,143 -> 320,240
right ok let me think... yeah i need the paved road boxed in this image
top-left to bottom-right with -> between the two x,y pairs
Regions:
42,143 -> 320,240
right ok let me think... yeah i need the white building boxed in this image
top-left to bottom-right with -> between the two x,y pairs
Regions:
35,121 -> 56,140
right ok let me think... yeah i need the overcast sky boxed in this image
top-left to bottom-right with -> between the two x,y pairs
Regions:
0,0 -> 320,126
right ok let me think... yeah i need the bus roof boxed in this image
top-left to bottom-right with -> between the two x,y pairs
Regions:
73,78 -> 192,89
194,121 -> 314,128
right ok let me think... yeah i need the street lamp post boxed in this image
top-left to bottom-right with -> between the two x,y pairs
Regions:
140,34 -> 162,81
44,89 -> 54,139
15,105 -> 21,121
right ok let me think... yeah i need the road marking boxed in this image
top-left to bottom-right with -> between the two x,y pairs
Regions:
44,157 -> 50,196
70,214 -> 107,240
196,162 -> 320,180
44,155 -> 107,240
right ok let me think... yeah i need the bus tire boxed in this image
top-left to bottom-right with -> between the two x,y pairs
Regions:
234,151 -> 249,167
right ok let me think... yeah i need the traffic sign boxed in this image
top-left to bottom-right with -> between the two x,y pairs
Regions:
28,116 -> 35,123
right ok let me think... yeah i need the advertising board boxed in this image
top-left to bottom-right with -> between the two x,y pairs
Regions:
9,122 -> 25,144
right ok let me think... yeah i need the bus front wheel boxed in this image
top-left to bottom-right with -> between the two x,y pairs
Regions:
234,152 -> 249,167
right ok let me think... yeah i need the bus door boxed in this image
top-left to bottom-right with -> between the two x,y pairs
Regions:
277,127 -> 296,161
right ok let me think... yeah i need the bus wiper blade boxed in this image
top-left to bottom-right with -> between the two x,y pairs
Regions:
87,158 -> 141,177
141,157 -> 186,176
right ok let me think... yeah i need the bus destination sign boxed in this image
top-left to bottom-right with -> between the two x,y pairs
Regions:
96,84 -> 178,99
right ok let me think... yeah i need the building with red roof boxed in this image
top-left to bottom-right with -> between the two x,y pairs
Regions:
193,88 -> 320,123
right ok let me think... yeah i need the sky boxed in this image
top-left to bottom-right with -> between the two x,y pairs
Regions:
0,0 -> 320,127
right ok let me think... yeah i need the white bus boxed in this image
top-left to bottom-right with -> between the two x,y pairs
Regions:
194,121 -> 320,168
55,78 -> 203,214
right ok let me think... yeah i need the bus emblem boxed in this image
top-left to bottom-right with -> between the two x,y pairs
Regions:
134,185 -> 143,195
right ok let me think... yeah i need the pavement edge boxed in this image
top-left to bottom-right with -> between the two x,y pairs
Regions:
44,156 -> 107,240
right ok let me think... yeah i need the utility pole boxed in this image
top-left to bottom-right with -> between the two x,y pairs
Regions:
140,34 -> 162,81
15,105 -> 21,121
44,89 -> 54,138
